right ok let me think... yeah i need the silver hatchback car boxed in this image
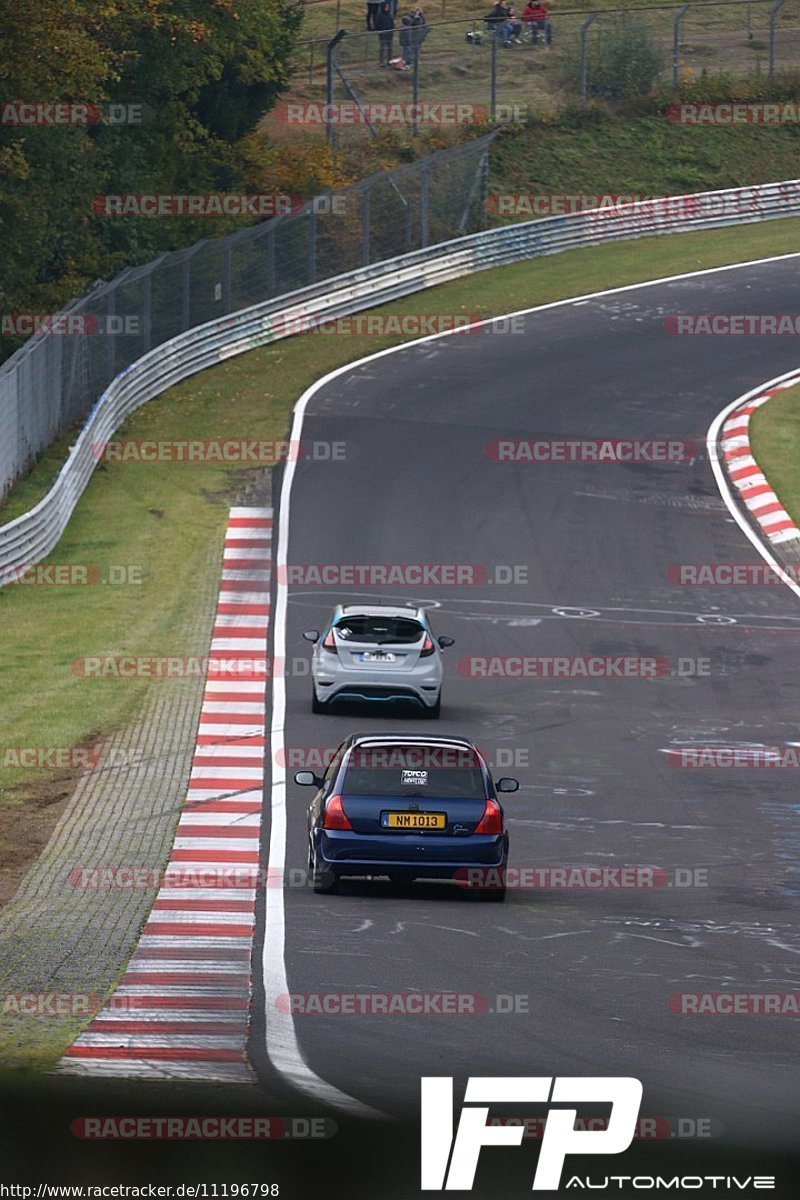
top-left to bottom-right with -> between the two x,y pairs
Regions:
303,605 -> 454,718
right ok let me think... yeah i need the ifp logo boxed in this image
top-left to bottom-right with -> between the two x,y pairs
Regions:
421,1076 -> 643,1191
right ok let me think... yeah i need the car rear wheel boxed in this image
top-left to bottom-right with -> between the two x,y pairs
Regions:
309,846 -> 338,894
422,694 -> 441,719
311,687 -> 325,715
481,887 -> 506,903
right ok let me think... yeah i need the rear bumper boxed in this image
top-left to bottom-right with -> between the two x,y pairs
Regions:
313,661 -> 442,708
313,829 -> 508,877
320,685 -> 439,709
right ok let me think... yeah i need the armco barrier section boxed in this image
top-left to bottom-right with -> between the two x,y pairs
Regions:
2,179 -> 800,582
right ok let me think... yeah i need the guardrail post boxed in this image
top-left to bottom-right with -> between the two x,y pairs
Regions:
673,4 -> 690,88
490,30 -> 498,121
579,12 -> 599,102
361,184 -> 371,267
769,0 -> 786,77
326,30 -> 347,146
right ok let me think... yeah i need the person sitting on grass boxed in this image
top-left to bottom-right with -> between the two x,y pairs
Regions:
521,0 -> 552,44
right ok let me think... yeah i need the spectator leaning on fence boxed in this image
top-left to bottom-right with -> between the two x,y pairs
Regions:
375,0 -> 395,63
521,0 -> 552,44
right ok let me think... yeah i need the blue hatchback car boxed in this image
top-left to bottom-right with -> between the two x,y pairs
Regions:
296,732 -> 518,901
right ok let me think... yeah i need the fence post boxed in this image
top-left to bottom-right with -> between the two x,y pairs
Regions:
769,0 -> 786,77
267,224 -> 276,296
222,244 -> 232,313
673,4 -> 690,89
181,256 -> 191,331
412,48 -> 420,135
308,207 -> 318,285
361,183 -> 371,266
107,288 -> 116,381
579,12 -> 599,102
420,163 -> 430,248
327,30 -> 347,146
142,270 -> 152,354
490,30 -> 498,121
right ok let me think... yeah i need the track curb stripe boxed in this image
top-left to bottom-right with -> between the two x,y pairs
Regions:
57,506 -> 271,1082
719,374 -> 800,543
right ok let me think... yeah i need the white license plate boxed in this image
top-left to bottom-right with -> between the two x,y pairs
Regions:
360,651 -> 396,663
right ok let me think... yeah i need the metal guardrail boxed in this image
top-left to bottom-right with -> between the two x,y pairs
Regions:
2,177 -> 800,583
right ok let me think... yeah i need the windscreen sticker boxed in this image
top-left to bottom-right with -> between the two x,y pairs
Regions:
401,769 -> 428,785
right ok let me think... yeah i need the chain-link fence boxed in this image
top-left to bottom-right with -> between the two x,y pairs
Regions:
294,0 -> 800,124
0,134 -> 495,502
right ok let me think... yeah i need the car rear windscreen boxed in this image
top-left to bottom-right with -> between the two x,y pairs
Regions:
334,616 -> 424,645
343,745 -> 486,798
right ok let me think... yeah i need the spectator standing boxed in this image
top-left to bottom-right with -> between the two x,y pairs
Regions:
375,1 -> 395,64
410,6 -> 428,63
366,0 -> 382,29
399,12 -> 414,66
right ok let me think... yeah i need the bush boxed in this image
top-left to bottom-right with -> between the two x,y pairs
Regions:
559,14 -> 665,101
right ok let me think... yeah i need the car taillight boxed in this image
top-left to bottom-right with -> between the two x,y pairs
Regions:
420,636 -> 436,657
322,631 -> 337,652
473,799 -> 502,835
322,794 -> 352,830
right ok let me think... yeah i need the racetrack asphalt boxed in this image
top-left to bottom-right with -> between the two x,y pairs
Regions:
249,256 -> 800,1166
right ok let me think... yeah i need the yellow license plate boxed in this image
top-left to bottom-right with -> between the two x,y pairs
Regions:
385,812 -> 446,830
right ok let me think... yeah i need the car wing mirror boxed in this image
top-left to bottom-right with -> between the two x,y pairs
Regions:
295,771 -> 323,787
303,630 -> 320,643
496,777 -> 519,793
438,635 -> 455,649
